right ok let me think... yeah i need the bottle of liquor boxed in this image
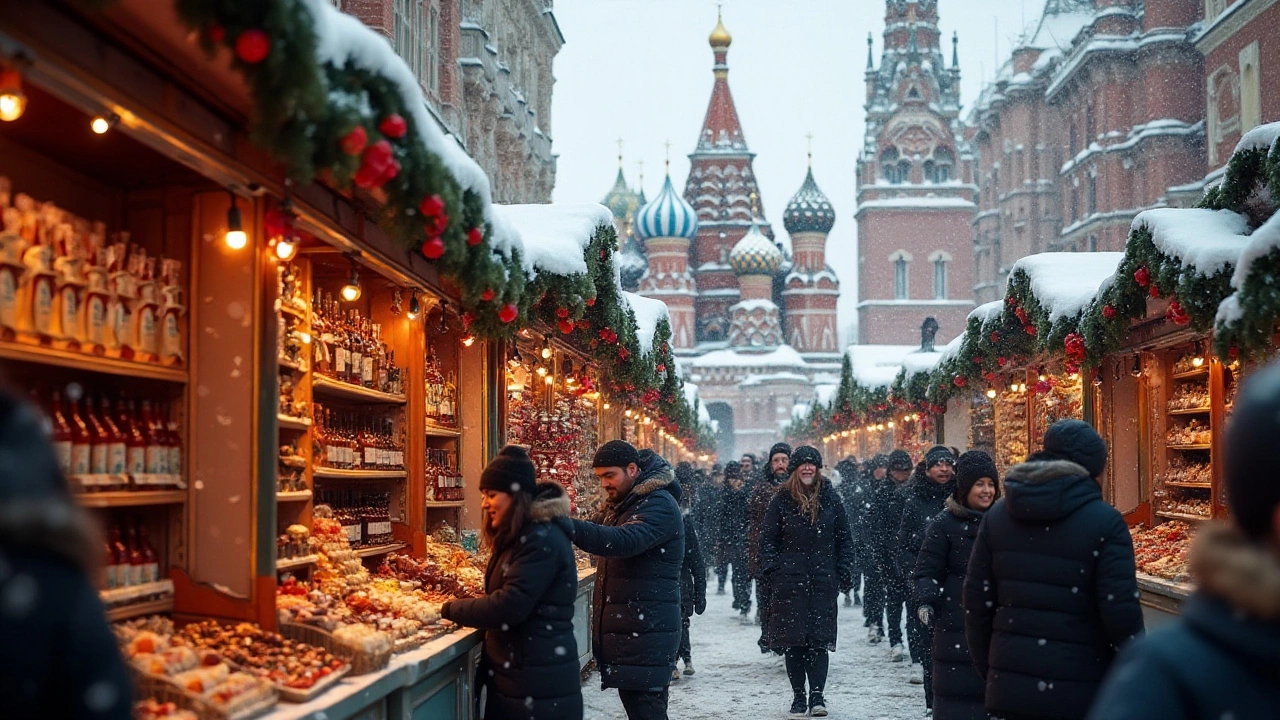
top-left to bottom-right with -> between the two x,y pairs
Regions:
69,396 -> 92,477
104,526 -> 122,590
141,400 -> 166,474
50,389 -> 73,476
377,340 -> 389,393
348,311 -> 363,387
99,396 -> 128,476
136,521 -> 159,584
361,319 -> 375,389
119,397 -> 147,476
332,298 -> 348,382
165,406 -> 182,478
85,395 -> 110,475
124,523 -> 144,587
312,289 -> 331,376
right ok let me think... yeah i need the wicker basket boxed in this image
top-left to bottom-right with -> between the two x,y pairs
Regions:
279,621 -> 391,676
133,671 -> 277,720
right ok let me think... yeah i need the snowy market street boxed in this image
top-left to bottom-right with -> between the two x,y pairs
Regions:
583,581 -> 925,720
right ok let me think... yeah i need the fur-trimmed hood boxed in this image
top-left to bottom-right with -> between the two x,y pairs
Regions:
530,481 -> 571,523
1191,523 -> 1280,621
626,449 -> 680,503
1002,459 -> 1100,522
945,495 -> 983,520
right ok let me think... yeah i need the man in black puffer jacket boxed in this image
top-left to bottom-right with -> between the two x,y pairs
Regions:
834,456 -> 864,608
896,446 -> 956,701
964,420 -> 1144,720
1088,361 -> 1280,720
566,441 -> 683,720
854,455 -> 889,632
864,450 -> 914,652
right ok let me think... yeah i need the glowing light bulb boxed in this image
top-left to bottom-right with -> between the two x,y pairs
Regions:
274,236 -> 297,261
986,388 -> 997,399
461,335 -> 476,347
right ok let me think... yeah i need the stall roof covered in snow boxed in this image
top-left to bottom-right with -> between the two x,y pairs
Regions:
814,383 -> 839,407
1235,121 -> 1280,154
623,292 -> 671,357
937,333 -> 965,363
900,350 -> 944,379
1011,252 -> 1125,321
689,345 -> 808,369
492,203 -> 614,277
1217,212 -> 1280,326
969,300 -> 1005,325
1134,208 -> 1252,276
845,345 -> 919,389
741,372 -> 809,387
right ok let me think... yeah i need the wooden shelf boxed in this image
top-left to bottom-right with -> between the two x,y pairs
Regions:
277,414 -> 313,431
277,490 -> 313,502
276,554 -> 318,572
313,467 -> 407,481
75,490 -> 186,508
354,542 -> 406,558
0,341 -> 187,383
1167,407 -> 1210,415
312,375 -> 407,405
1172,368 -> 1209,380
1167,444 -> 1212,451
101,580 -> 175,621
424,424 -> 462,438
425,500 -> 465,508
1156,510 -> 1209,523
105,596 -> 174,621
278,356 -> 308,372
1165,481 -> 1212,489
279,455 -> 307,468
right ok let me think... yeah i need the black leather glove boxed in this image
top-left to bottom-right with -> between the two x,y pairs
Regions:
695,596 -> 707,615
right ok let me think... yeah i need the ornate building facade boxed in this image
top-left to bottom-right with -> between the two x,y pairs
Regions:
599,13 -> 843,458
854,0 -> 977,346
340,0 -> 561,202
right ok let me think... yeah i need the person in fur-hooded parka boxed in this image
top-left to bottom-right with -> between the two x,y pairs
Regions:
0,392 -> 132,720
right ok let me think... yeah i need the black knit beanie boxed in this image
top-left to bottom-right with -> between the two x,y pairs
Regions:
787,445 -> 823,475
1043,419 -> 1107,478
953,450 -> 1000,504
925,445 -> 955,468
1225,360 -> 1280,539
724,461 -> 742,480
592,440 -> 640,469
479,445 -> 537,495
888,449 -> 913,471
769,442 -> 792,463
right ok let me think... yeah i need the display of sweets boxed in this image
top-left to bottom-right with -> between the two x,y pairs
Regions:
994,388 -> 1028,476
1130,521 -> 1195,583
1172,352 -> 1207,375
376,548 -> 485,603
1031,373 -> 1083,451
506,383 -> 603,518
1156,495 -> 1211,518
1167,383 -> 1210,411
1167,419 -> 1211,446
1161,456 -> 1212,487
133,699 -> 198,720
177,620 -> 347,691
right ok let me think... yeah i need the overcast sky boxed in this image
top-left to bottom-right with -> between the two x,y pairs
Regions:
550,0 -> 1040,344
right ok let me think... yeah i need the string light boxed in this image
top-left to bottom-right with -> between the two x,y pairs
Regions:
90,114 -> 115,134
224,191 -> 247,250
274,234 -> 297,261
1192,340 -> 1206,368
407,290 -> 420,320
1038,366 -> 1047,382
340,257 -> 361,302
1130,355 -> 1142,378
0,64 -> 27,122
986,388 -> 997,399
541,339 -> 552,360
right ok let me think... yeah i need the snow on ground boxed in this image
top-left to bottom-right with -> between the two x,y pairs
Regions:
583,578 -> 926,720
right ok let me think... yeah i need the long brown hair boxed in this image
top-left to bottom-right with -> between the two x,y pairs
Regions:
480,490 -> 533,562
783,468 -> 824,524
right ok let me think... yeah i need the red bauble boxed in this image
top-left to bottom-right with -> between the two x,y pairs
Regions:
498,303 -> 518,323
1166,300 -> 1190,325
481,289 -> 495,301
618,347 -> 630,360
1006,296 -> 1018,306
576,319 -> 591,330
990,331 -> 1000,343
1024,324 -> 1037,336
555,307 -> 570,319
354,140 -> 398,189
379,114 -> 407,139
1102,304 -> 1117,319
1014,307 -> 1029,324
467,227 -> 483,246
973,356 -> 983,365
421,236 -> 445,260
656,364 -> 666,372
1134,265 -> 1150,287
207,24 -> 226,43
586,297 -> 596,306
424,212 -> 450,237
340,125 -> 368,156
997,356 -> 1007,367
1035,380 -> 1052,395
1148,284 -> 1160,298
420,194 -> 446,218
558,320 -> 574,334
953,375 -> 967,388
234,29 -> 271,64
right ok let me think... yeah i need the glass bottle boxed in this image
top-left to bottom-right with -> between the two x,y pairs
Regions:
85,395 -> 109,475
69,396 -> 92,477
124,523 -> 144,587
119,397 -> 146,476
141,400 -> 165,474
100,396 -> 127,476
136,521 -> 159,584
104,527 -> 121,590
50,389 -> 73,476
165,406 -> 182,479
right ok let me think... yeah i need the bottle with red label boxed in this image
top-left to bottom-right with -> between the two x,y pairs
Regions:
69,396 -> 93,477
50,389 -> 73,476
119,396 -> 146,476
136,520 -> 159,583
99,396 -> 127,475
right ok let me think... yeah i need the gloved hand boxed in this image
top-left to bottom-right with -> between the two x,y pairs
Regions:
917,604 -> 934,626
695,596 -> 707,615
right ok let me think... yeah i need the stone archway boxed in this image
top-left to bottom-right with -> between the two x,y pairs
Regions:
705,402 -> 735,460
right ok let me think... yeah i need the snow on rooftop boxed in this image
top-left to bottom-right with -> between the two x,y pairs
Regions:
1027,6 -> 1094,51
1217,212 -> 1280,327
969,300 -> 1005,325
731,298 -> 779,312
623,292 -> 671,357
900,350 -> 944,379
1234,121 -> 1280,154
493,203 -> 613,277
741,372 -> 809,387
1011,252 -> 1125,322
304,0 -> 493,211
938,333 -> 965,363
845,345 -> 919,389
689,345 -> 808,369
814,383 -> 839,406
857,197 -> 976,211
1135,208 -> 1252,276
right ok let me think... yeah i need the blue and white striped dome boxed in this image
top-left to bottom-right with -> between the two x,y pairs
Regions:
635,175 -> 698,240
729,220 -> 783,276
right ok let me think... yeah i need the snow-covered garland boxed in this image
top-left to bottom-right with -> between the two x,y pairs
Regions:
148,0 -> 713,443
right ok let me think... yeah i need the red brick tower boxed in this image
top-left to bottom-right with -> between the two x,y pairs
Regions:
684,10 -> 773,346
855,0 -> 976,345
781,157 -> 841,355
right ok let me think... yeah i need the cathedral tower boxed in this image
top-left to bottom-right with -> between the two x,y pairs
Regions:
636,170 -> 700,349
781,157 -> 840,355
727,207 -> 784,349
855,0 -> 975,345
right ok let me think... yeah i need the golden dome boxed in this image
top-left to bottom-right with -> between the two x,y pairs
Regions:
708,11 -> 732,49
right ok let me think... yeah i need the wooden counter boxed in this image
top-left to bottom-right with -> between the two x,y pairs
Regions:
1136,572 -> 1193,629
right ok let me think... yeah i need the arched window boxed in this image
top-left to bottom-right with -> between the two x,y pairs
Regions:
881,148 -> 902,183
890,250 -> 912,299
931,148 -> 954,183
929,251 -> 952,299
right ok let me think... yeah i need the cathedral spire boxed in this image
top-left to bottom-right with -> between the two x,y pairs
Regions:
952,31 -> 959,68
695,9 -> 747,153
866,32 -> 874,70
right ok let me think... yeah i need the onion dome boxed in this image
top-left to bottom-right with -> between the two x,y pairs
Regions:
709,10 -> 732,49
729,219 -> 783,276
783,167 -> 836,235
601,168 -> 641,224
635,174 -> 698,240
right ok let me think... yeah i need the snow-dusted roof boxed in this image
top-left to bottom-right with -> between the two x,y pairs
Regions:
856,197 -> 976,212
814,383 -> 839,406
623,292 -> 671,357
492,203 -> 614,276
688,345 -> 808,369
1026,3 -> 1094,52
1235,121 -> 1280,154
1217,211 -> 1280,326
845,345 -> 919,389
1011,252 -> 1125,322
937,333 -> 965,363
741,372 -> 809,387
969,300 -> 1005,325
900,350 -> 944,379
1135,208 -> 1252,276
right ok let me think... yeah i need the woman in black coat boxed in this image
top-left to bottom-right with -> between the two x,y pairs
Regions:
913,451 -> 1000,720
760,446 -> 856,718
442,447 -> 581,720
0,392 -> 132,720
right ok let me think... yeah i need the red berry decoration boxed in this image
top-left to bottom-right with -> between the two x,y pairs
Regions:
558,320 -> 574,334
555,307 -> 570,319
208,25 -> 226,43
1134,265 -> 1150,287
990,331 -> 1000,344
354,140 -> 399,189
997,356 -> 1007,367
234,29 -> 271,64
1149,284 -> 1160,299
1102,304 -> 1116,319
467,227 -> 483,246
420,194 -> 446,218
953,375 -> 967,388
973,356 -> 983,365
498,303 -> 518,324
1024,324 -> 1037,336
1064,332 -> 1087,362
1014,307 -> 1029,324
656,364 -> 666,373
340,126 -> 368,156
586,297 -> 596,307
379,114 -> 407,139
421,236 -> 445,260
481,289 -> 495,301
619,347 -> 631,361
1166,300 -> 1190,326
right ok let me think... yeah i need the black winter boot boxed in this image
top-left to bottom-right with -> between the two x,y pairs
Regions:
809,691 -> 828,717
789,692 -> 808,717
